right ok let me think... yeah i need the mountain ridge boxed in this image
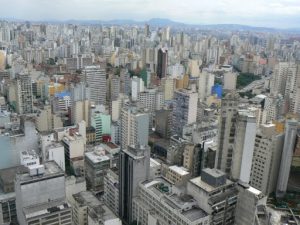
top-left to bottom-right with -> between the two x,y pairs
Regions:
1,17 -> 300,33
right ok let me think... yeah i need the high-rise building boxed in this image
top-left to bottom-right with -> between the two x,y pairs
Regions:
85,149 -> 111,194
104,168 -> 119,215
276,119 -> 299,197
157,47 -> 168,79
172,89 -> 198,136
91,111 -> 111,143
223,72 -> 237,91
72,191 -> 121,225
15,161 -> 72,225
61,132 -> 86,176
144,24 -> 150,37
15,74 -> 33,114
250,124 -> 284,195
161,76 -> 175,101
120,105 -> 149,149
119,145 -> 150,224
216,92 -> 239,174
187,168 -> 238,225
132,177 -> 210,225
36,105 -> 63,132
83,65 -> 107,105
270,62 -> 291,96
198,70 -> 215,101
235,182 -> 267,225
231,111 -> 256,183
131,76 -> 144,101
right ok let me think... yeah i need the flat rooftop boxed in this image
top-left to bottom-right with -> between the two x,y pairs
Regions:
142,178 -> 208,222
189,176 -> 233,193
17,161 -> 64,185
0,165 -> 28,185
169,165 -> 189,176
85,151 -> 110,164
73,191 -> 101,208
24,199 -> 71,220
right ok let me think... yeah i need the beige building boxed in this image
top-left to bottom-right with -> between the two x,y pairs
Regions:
161,76 -> 175,101
250,124 -> 284,195
73,191 -> 121,225
36,105 -> 63,132
223,72 -> 237,90
72,100 -> 90,125
165,165 -> 190,186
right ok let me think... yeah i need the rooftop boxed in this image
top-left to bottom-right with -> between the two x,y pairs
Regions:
85,151 -> 110,164
189,175 -> 233,193
0,165 -> 28,185
16,161 -> 64,185
24,199 -> 70,220
142,178 -> 208,222
169,165 -> 189,176
73,191 -> 101,208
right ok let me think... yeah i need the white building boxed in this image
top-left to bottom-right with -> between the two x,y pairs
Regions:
83,66 -> 107,105
250,124 -> 284,195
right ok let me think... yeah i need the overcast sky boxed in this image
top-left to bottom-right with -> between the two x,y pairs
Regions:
1,0 -> 300,28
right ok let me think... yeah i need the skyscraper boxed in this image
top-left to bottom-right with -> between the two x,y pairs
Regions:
198,70 -> 215,101
276,119 -> 299,197
83,65 -> 106,105
231,111 -> 256,183
119,145 -> 150,224
171,89 -> 198,136
15,74 -> 33,114
216,92 -> 239,174
156,47 -> 168,79
250,124 -> 284,195
121,105 -> 149,150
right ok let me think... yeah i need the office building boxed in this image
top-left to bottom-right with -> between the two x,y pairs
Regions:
15,161 -> 72,225
165,165 -> 190,186
119,145 -> 150,224
36,105 -> 63,132
0,192 -> 17,225
198,70 -> 215,101
73,191 -> 121,225
187,168 -> 238,225
91,111 -> 111,143
231,111 -> 256,183
235,182 -> 267,225
216,92 -> 239,174
132,178 -> 210,225
154,109 -> 172,138
223,72 -> 237,91
61,132 -> 85,176
131,76 -> 144,101
121,106 -> 149,149
104,168 -> 119,215
71,100 -> 90,125
250,124 -> 284,195
161,76 -> 175,101
15,74 -> 33,114
83,65 -> 107,105
85,148 -> 111,194
172,89 -> 198,136
157,47 -> 168,79
276,119 -> 299,197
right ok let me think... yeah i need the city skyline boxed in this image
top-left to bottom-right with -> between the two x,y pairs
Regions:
1,0 -> 300,28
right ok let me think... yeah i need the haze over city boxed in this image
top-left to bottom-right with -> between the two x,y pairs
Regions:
2,0 -> 300,28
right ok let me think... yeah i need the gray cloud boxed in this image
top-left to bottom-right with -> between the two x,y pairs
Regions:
1,0 -> 300,28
